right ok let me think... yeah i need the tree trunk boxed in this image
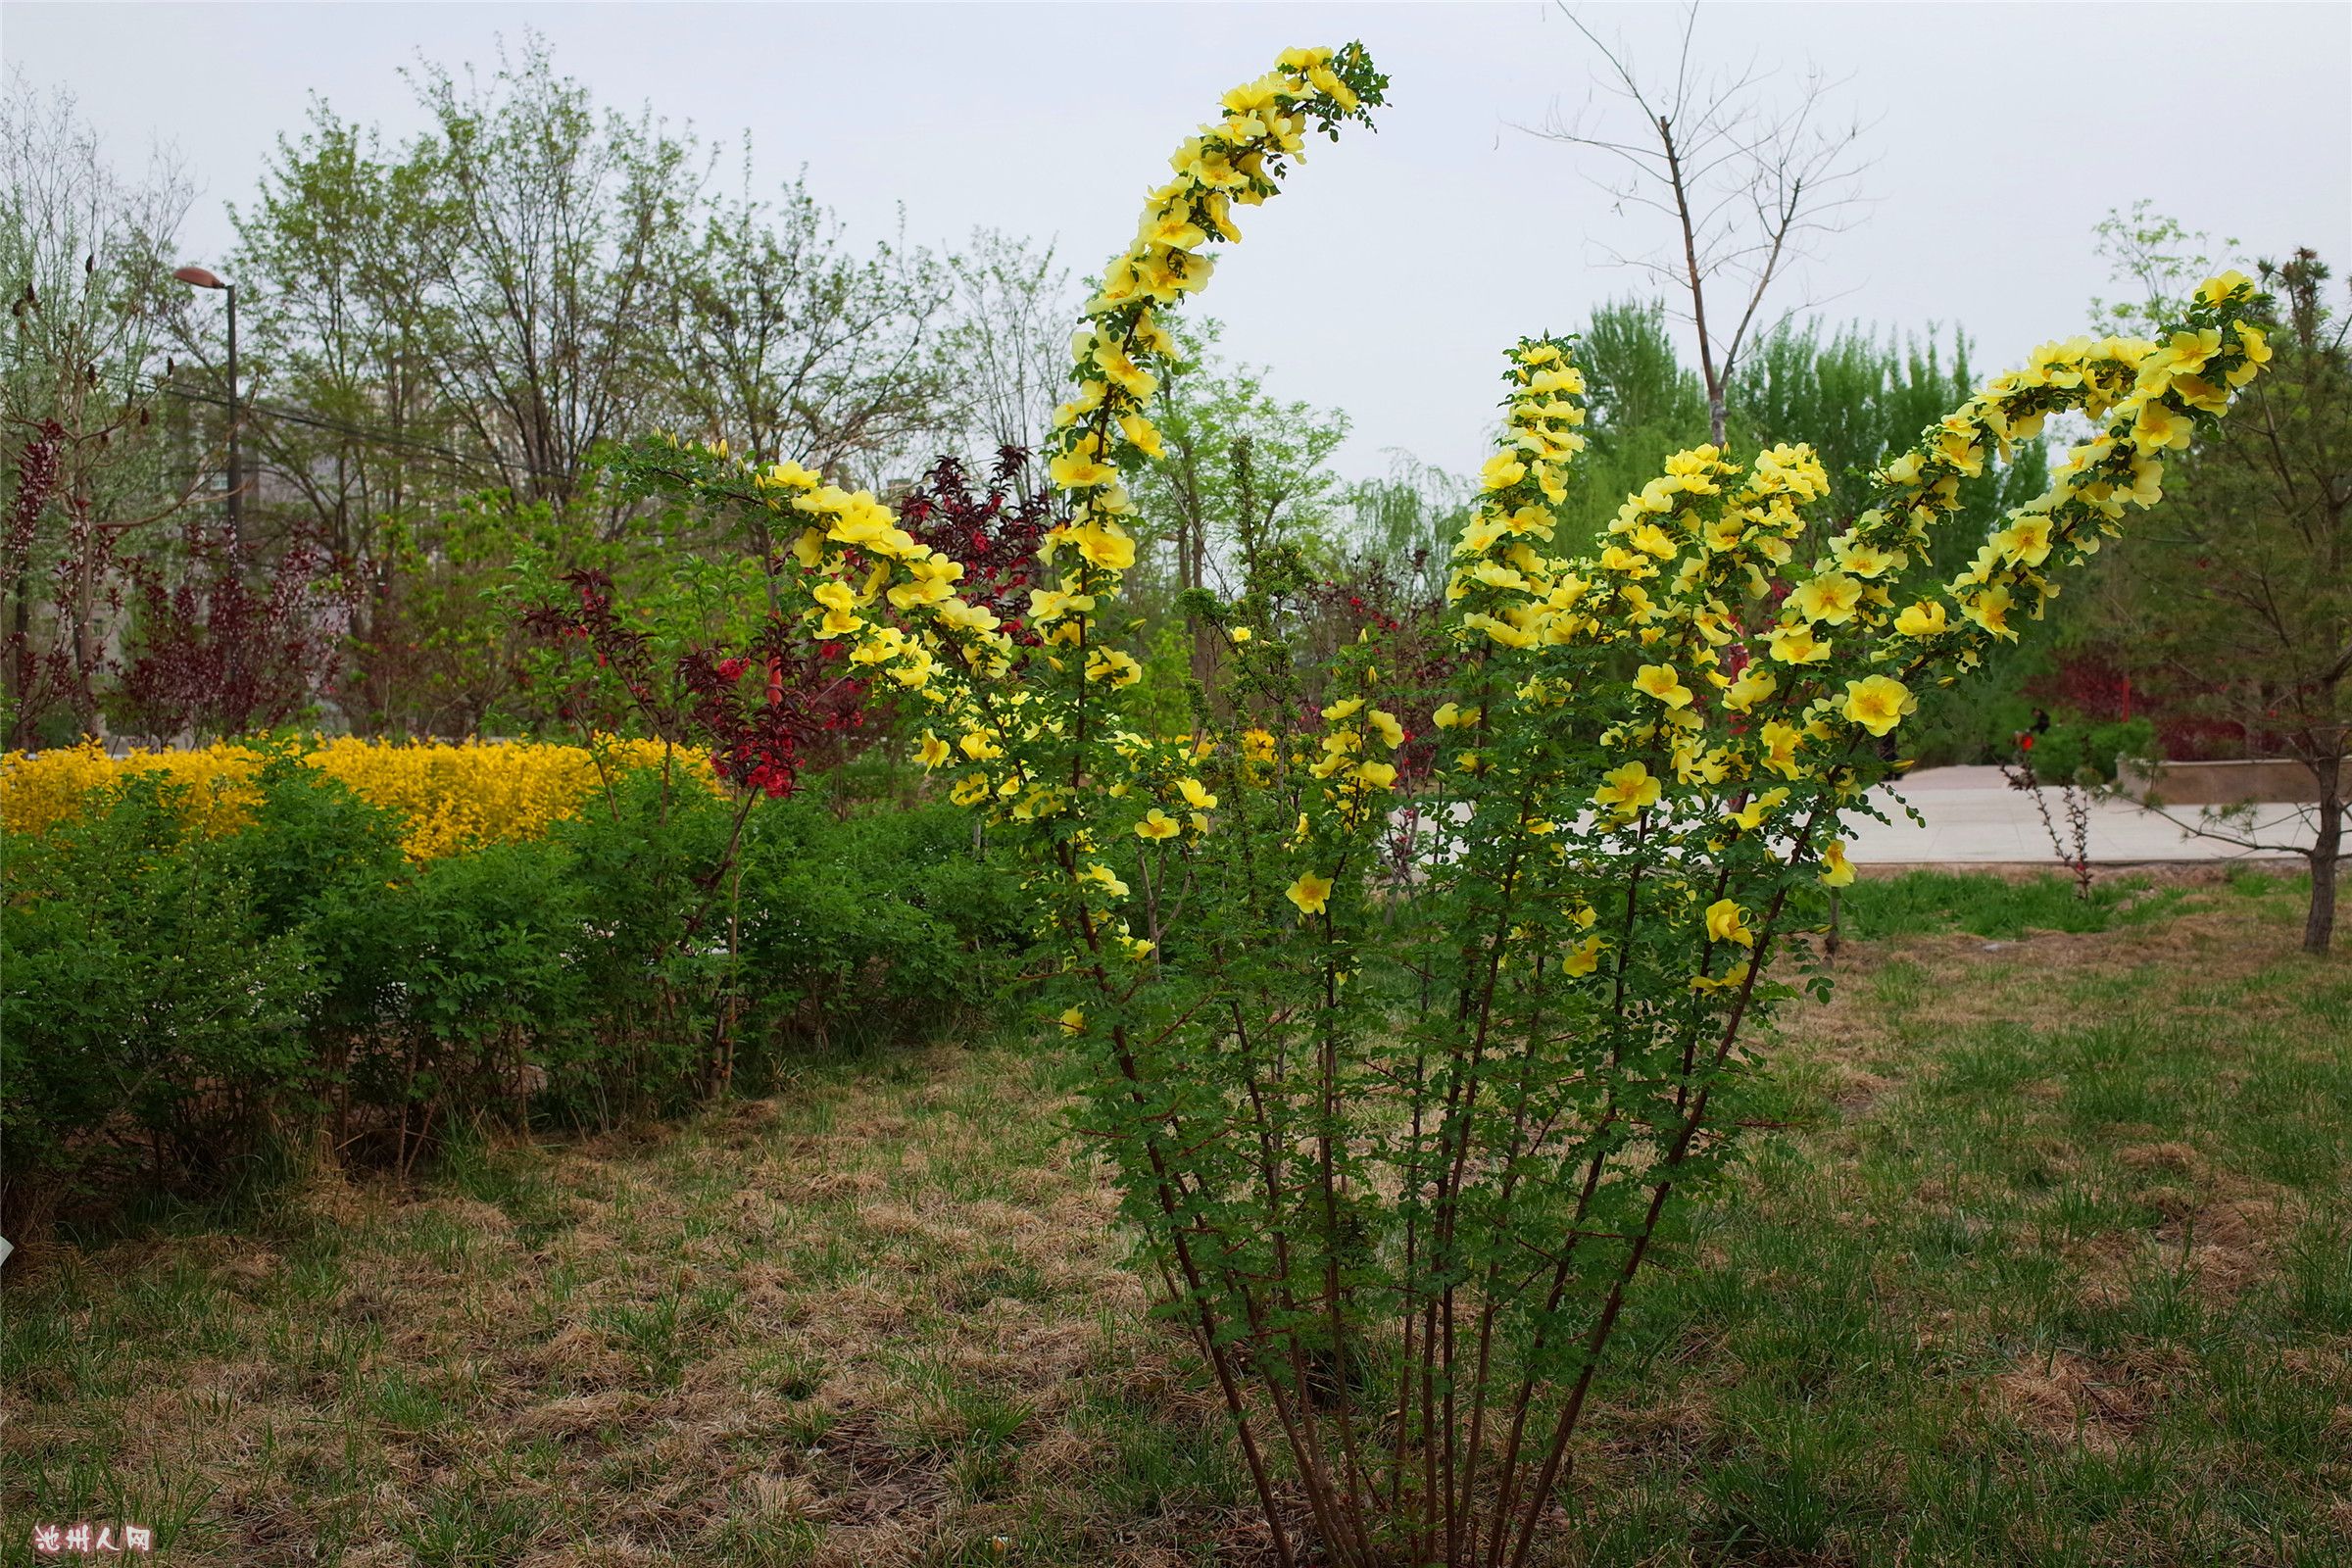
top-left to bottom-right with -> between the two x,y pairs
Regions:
2306,785 -> 2341,955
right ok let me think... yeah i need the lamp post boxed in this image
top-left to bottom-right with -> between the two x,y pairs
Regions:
172,265 -> 238,546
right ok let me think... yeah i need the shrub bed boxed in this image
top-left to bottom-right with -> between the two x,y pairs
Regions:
0,747 -> 1023,1228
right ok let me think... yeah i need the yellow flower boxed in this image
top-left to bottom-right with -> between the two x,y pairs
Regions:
1963,584 -> 2017,641
1058,1006 -> 1087,1035
1366,709 -> 1405,749
2132,398 -> 2191,452
1788,572 -> 1863,624
1069,523 -> 1138,571
2226,322 -> 2272,387
1287,871 -> 1334,916
1592,760 -> 1662,817
1723,665 -> 1777,714
1079,862 -> 1131,899
1893,600 -> 1949,637
1627,522 -> 1678,561
1321,697 -> 1365,721
1633,662 -> 1693,708
2196,270 -> 2254,305
918,731 -> 952,769
1835,540 -> 1898,578
1991,514 -> 2054,566
1028,582 -> 1096,624
1481,452 -> 1528,491
1432,701 -> 1479,729
1766,623 -> 1831,664
1086,648 -> 1143,687
1562,934 -> 1605,976
935,598 -> 1003,635
1759,720 -> 1805,780
1878,451 -> 1925,488
1178,777 -> 1218,810
1119,413 -> 1166,459
1464,612 -> 1537,650
1705,899 -> 1755,949
1724,787 -> 1789,833
1841,674 -> 1913,737
1819,839 -> 1856,888
1136,808 -> 1182,841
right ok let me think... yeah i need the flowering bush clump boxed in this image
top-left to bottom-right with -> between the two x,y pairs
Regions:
582,42 -> 2276,1565
2,754 -> 1020,1223
0,735 -> 699,858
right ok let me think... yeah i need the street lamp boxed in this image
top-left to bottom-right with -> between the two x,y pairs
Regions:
173,265 -> 238,544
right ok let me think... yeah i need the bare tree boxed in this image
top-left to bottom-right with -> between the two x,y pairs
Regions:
942,228 -> 1074,476
1526,2 -> 1871,445
1,73 -> 202,742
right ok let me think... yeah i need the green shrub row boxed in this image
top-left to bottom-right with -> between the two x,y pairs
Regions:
2028,716 -> 2158,784
0,758 -> 1025,1225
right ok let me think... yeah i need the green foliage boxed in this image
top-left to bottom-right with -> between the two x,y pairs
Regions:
1130,318 -> 1353,591
1,775 -> 315,1209
732,795 -> 1030,1065
0,760 -> 1022,1226
2031,715 -> 2157,784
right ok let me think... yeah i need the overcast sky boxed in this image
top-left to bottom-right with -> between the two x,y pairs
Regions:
8,1 -> 2348,479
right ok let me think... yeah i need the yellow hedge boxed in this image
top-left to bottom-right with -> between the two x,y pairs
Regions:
0,737 -> 710,860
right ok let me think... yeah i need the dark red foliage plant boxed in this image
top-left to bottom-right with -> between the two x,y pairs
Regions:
112,516 -> 354,744
896,445 -> 1054,645
519,566 -> 866,803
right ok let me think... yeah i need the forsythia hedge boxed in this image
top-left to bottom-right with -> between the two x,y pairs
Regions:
0,736 -> 703,858
1,755 -> 1022,1225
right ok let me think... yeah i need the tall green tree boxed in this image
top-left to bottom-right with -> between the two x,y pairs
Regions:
1552,298 -> 1707,546
1129,318 -> 1350,695
665,163 -> 951,483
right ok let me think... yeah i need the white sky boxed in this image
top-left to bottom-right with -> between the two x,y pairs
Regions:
7,1 -> 2348,479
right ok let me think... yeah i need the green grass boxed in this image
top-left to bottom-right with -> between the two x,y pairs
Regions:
1808,867 -> 2207,940
1,872 -> 2342,1566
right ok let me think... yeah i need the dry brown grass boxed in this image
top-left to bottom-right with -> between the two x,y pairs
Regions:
7,871 -> 2346,1566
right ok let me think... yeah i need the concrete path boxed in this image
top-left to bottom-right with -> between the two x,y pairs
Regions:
1842,765 -> 2317,865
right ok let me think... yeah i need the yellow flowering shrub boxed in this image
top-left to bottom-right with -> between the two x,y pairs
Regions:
538,43 -> 2279,1568
1,736 -> 704,859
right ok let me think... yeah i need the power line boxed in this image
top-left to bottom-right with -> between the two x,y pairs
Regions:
10,354 -> 564,477
149,375 -> 478,467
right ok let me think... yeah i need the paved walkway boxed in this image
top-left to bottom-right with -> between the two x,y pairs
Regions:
1843,765 -> 2317,865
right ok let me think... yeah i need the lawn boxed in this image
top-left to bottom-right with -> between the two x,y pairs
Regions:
5,870 -> 2346,1567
